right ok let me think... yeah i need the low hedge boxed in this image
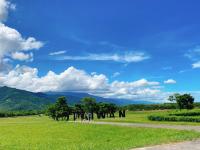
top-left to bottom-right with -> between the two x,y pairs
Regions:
0,111 -> 43,118
148,110 -> 200,122
148,115 -> 200,122
169,111 -> 200,116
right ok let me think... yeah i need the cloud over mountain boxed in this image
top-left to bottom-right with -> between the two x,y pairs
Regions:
0,65 -> 162,101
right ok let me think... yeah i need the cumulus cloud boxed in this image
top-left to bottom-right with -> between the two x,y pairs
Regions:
0,23 -> 43,60
100,79 -> 161,100
164,79 -> 176,84
57,52 -> 150,63
0,0 -> 15,22
0,65 -> 109,92
111,79 -> 159,89
0,0 -> 43,66
0,65 -> 163,101
11,52 -> 33,61
192,61 -> 200,69
49,50 -> 67,56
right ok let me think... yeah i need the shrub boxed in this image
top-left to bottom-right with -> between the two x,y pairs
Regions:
148,111 -> 200,123
0,110 -> 43,118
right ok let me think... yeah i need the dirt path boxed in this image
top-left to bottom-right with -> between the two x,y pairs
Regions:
73,121 -> 200,150
133,139 -> 200,150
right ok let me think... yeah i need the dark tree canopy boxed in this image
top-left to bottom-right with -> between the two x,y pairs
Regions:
46,97 -> 70,120
168,93 -> 194,110
81,97 -> 96,113
47,96 -> 125,121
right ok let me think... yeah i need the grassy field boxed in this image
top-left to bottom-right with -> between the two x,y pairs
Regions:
0,116 -> 200,150
97,109 -> 200,125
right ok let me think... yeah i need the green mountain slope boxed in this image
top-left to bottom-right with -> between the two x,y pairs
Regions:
0,86 -> 51,111
0,86 -> 153,111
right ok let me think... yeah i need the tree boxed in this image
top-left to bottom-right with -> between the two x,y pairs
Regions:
81,97 -> 96,119
46,96 -> 70,121
107,103 -> 117,118
74,103 -> 84,114
95,102 -> 117,119
168,93 -> 180,102
168,93 -> 194,110
46,104 -> 56,120
96,102 -> 107,118
73,103 -> 85,120
177,94 -> 194,110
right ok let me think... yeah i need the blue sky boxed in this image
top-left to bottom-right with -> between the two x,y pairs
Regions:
0,0 -> 200,102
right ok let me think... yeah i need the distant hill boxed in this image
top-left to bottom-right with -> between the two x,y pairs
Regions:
47,92 -> 154,105
0,86 -> 154,111
0,86 -> 52,111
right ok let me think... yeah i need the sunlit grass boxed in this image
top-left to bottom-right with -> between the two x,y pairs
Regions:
0,116 -> 200,150
96,109 -> 200,125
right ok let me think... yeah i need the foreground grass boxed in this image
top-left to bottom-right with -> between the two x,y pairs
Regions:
0,116 -> 200,150
96,109 -> 200,125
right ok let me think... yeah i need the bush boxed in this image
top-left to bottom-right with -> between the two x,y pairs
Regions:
148,110 -> 200,123
0,110 -> 43,118
148,115 -> 200,122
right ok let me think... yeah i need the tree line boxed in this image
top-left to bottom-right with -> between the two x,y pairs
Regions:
46,96 -> 125,121
126,93 -> 195,111
0,110 -> 43,118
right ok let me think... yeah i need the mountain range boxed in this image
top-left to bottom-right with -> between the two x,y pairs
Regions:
0,86 -> 153,111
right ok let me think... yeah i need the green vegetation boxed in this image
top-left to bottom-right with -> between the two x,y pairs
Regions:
147,94 -> 198,123
168,93 -> 194,110
95,110 -> 200,125
46,96 -> 70,120
0,110 -> 42,118
125,103 -> 177,111
125,93 -> 197,112
0,116 -> 200,150
148,115 -> 200,122
0,86 -> 138,112
148,109 -> 200,123
0,86 -> 52,111
46,96 -> 119,121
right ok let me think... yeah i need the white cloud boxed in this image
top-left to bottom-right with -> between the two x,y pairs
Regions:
0,0 -> 43,64
58,52 -> 150,63
11,52 -> 33,61
112,72 -> 120,78
0,65 -> 109,92
49,50 -> 67,56
0,65 -> 164,101
185,46 -> 200,69
0,23 -> 43,61
192,61 -> 200,69
111,79 -> 159,89
164,79 -> 176,84
0,0 -> 15,22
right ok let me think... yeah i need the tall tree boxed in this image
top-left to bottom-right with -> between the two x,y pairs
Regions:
168,93 -> 194,110
46,96 -> 70,121
81,97 -> 96,119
